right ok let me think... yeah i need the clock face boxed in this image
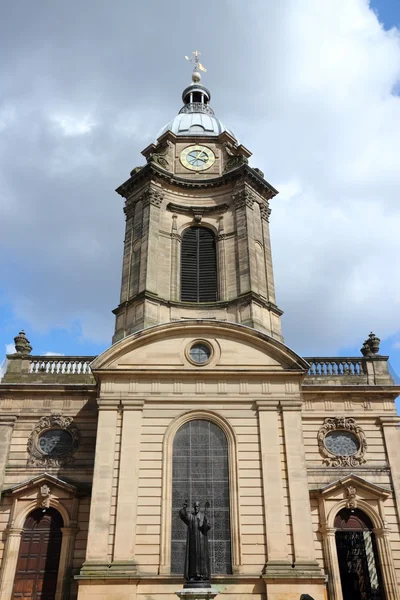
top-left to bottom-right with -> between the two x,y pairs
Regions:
180,145 -> 215,171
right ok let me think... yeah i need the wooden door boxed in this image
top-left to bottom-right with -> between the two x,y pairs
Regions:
12,508 -> 63,600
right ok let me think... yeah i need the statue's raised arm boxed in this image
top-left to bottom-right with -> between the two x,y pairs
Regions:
179,499 -> 190,525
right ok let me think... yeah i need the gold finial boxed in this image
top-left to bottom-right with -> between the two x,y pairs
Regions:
185,50 -> 207,82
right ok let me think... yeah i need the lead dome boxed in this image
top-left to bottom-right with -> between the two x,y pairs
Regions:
155,79 -> 236,142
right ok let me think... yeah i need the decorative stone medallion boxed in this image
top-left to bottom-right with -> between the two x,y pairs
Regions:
317,417 -> 367,467
27,413 -> 80,467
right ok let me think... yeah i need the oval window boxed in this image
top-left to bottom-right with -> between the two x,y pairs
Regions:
325,430 -> 360,456
38,429 -> 73,456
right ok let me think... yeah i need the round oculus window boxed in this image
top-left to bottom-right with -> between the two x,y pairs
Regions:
325,430 -> 360,456
38,429 -> 73,456
189,343 -> 212,365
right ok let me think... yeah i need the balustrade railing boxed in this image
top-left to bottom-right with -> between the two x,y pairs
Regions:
29,356 -> 96,375
304,357 -> 365,377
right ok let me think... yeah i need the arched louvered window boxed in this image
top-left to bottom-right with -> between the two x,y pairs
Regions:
181,227 -> 218,302
171,419 -> 232,575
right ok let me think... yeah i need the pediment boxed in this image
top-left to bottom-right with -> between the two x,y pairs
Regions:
91,320 -> 308,373
311,474 -> 390,501
3,473 -> 77,498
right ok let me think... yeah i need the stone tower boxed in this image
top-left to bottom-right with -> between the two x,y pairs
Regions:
113,66 -> 283,343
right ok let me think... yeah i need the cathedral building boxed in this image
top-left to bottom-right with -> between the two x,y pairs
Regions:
0,60 -> 399,600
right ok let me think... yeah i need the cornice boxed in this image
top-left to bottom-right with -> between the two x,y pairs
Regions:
116,162 -> 278,200
167,202 -> 228,215
112,290 -> 284,318
301,385 -> 400,395
0,383 -> 97,393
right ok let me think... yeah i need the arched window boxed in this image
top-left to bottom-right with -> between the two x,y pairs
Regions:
12,508 -> 63,599
171,419 -> 232,575
335,508 -> 384,600
181,227 -> 218,302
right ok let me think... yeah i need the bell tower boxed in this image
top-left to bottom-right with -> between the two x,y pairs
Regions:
113,55 -> 283,344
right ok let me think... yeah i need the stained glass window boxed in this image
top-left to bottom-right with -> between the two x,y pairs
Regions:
171,419 -> 232,575
189,343 -> 211,364
325,430 -> 360,456
38,429 -> 73,456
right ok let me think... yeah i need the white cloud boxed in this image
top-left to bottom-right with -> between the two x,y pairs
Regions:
50,114 -> 96,136
43,352 -> 64,356
238,0 -> 400,353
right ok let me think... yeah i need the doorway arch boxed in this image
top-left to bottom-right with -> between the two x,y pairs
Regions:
11,508 -> 63,600
335,508 -> 384,600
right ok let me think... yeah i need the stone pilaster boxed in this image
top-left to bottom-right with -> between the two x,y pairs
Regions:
170,213 -> 180,301
139,188 -> 163,294
281,400 -> 322,573
374,528 -> 400,600
80,400 -> 118,571
380,416 -> 400,550
217,216 -> 226,301
320,526 -> 343,600
256,400 -> 290,572
260,200 -> 276,305
57,526 -> 79,600
233,187 -> 257,295
0,417 -> 17,492
112,400 -> 144,572
0,527 -> 23,600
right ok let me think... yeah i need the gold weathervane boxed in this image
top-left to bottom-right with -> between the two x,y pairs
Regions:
185,50 -> 207,74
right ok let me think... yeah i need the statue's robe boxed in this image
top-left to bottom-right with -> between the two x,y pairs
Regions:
179,507 -> 210,582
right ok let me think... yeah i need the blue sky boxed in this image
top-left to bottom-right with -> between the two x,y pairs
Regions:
0,0 -> 399,386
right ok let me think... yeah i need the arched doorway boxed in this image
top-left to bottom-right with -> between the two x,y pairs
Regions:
12,507 -> 63,600
335,508 -> 385,600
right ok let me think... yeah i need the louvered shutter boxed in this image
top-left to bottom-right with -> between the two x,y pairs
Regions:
181,227 -> 218,302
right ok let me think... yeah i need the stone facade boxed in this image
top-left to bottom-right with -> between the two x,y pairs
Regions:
0,75 -> 399,600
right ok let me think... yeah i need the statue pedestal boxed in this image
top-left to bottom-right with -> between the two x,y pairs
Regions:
176,587 -> 218,600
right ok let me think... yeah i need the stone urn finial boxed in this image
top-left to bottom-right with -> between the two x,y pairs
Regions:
14,330 -> 32,355
368,332 -> 380,354
360,341 -> 371,357
360,332 -> 380,357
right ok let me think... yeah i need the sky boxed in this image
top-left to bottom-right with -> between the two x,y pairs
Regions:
0,0 -> 400,382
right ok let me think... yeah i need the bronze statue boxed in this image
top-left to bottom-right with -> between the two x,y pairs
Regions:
179,500 -> 211,587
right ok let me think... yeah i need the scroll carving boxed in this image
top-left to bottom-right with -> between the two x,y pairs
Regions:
317,416 -> 367,467
27,413 -> 80,467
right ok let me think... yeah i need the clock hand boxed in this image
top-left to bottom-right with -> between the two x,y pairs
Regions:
194,154 -> 208,163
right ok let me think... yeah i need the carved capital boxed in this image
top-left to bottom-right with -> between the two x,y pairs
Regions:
317,416 -> 367,467
233,188 -> 255,210
142,189 -> 164,208
260,201 -> 272,222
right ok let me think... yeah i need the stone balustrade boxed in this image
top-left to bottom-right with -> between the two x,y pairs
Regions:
29,356 -> 95,375
1,352 -> 392,386
304,357 -> 365,377
1,354 -> 96,384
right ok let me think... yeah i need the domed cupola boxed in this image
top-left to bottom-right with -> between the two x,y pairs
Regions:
155,64 -> 236,142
